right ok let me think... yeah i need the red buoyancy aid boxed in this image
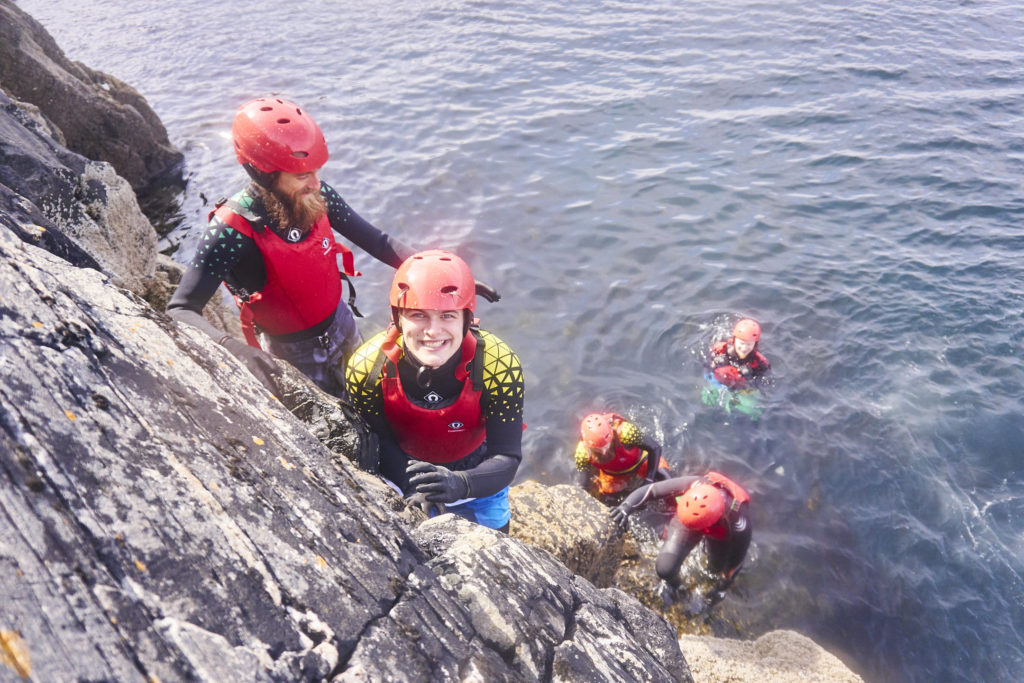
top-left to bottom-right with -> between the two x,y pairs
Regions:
381,330 -> 486,464
678,471 -> 750,539
215,206 -> 360,344
588,415 -> 647,473
588,414 -> 649,495
713,339 -> 768,370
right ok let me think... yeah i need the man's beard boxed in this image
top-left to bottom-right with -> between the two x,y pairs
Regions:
260,184 -> 327,232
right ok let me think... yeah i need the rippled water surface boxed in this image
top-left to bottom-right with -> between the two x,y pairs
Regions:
17,0 -> 1024,680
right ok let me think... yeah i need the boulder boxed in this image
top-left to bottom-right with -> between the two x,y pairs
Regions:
0,88 -> 154,291
0,0 -> 184,193
0,89 -> 235,330
509,480 -> 624,586
678,630 -> 863,683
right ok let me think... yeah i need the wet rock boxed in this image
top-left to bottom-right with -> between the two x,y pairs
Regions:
0,0 -> 183,193
509,480 -> 624,586
341,515 -> 693,682
0,87 -> 237,330
677,630 -> 863,683
0,89 -> 156,293
0,218 -> 699,682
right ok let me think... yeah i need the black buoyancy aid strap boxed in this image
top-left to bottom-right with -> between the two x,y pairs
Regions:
341,273 -> 362,318
461,327 -> 484,393
211,196 -> 265,231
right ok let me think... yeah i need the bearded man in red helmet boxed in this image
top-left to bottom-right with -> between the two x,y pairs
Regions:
708,318 -> 771,390
345,251 -> 524,532
610,472 -> 752,605
168,98 -> 498,398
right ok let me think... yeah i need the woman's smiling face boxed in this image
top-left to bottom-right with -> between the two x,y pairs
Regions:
399,308 -> 465,368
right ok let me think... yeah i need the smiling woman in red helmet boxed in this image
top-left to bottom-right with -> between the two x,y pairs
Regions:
167,98 -> 499,399
610,472 -> 752,606
345,250 -> 523,532
708,317 -> 771,389
573,413 -> 674,501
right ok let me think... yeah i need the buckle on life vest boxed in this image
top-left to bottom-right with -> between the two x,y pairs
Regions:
316,331 -> 331,349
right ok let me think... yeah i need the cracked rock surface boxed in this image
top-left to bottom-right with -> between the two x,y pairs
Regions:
0,102 -> 692,679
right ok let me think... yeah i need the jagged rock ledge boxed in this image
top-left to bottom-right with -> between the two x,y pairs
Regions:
0,9 -> 863,681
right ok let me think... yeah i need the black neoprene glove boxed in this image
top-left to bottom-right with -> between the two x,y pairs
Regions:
609,503 -> 632,532
406,461 -> 470,503
221,337 -> 280,395
474,280 -> 501,303
407,492 -> 446,517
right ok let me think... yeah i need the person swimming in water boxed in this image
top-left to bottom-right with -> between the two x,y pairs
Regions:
708,318 -> 771,390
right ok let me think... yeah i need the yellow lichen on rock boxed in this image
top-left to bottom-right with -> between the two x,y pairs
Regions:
0,630 -> 31,679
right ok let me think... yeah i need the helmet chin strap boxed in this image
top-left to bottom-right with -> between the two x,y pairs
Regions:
242,162 -> 275,189
393,327 -> 433,388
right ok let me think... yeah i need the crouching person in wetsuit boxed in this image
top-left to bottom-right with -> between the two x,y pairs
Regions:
574,413 -> 674,502
345,250 -> 524,532
610,472 -> 751,604
709,318 -> 771,390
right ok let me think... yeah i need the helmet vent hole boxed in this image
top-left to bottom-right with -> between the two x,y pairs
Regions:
440,286 -> 458,294
440,257 -> 452,262
277,118 -> 291,124
291,151 -> 308,158
259,106 -> 273,112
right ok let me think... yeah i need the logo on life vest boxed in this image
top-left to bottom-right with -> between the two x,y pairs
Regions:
424,391 -> 443,404
286,228 -> 302,243
448,421 -> 465,430
322,237 -> 330,253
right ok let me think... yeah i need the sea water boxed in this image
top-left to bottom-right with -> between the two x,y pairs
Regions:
16,0 -> 1024,680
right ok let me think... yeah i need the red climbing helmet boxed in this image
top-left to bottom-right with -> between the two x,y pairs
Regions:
677,482 -> 726,530
232,98 -> 328,183
733,318 -> 761,343
580,413 -> 614,450
390,250 -> 477,314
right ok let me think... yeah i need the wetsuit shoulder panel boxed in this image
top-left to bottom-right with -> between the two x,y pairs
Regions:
476,330 -> 524,425
345,329 -> 392,420
617,420 -> 644,449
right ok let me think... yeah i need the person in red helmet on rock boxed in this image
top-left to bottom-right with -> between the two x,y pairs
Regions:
167,98 -> 499,398
574,413 -> 674,501
610,472 -> 751,603
345,251 -> 524,532
708,318 -> 771,390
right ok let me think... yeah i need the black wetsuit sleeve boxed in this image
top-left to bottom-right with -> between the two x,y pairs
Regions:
461,454 -> 519,499
622,476 -> 701,510
640,433 -> 663,463
322,183 -> 415,267
166,219 -> 263,341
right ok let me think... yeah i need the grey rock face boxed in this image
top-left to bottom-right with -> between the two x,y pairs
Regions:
0,201 -> 692,681
344,515 -> 692,682
0,89 -> 158,294
0,0 -> 183,193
